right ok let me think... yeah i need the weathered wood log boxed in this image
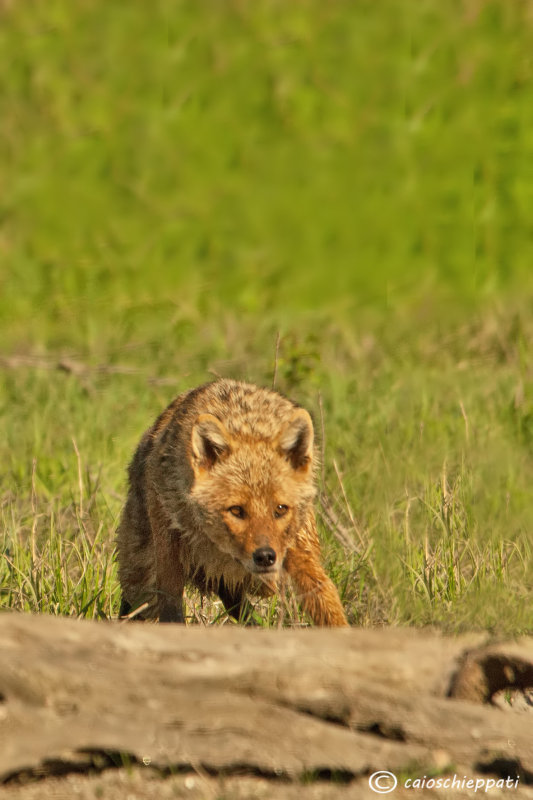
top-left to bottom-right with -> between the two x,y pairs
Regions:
0,614 -> 531,798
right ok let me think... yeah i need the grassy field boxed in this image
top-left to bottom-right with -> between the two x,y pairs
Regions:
1,0 -> 532,633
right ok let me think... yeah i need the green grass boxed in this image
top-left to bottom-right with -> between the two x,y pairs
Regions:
1,0 -> 532,633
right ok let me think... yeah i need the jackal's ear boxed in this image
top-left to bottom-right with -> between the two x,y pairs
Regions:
191,414 -> 231,471
279,409 -> 314,471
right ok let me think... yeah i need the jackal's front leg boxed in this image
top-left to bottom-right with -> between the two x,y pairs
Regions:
147,488 -> 185,623
284,520 -> 348,627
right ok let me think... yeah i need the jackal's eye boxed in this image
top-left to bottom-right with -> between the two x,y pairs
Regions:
274,504 -> 289,518
228,505 -> 246,519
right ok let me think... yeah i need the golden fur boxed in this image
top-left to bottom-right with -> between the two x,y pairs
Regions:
117,379 -> 348,626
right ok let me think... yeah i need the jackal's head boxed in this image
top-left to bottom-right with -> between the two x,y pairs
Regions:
188,409 -> 315,575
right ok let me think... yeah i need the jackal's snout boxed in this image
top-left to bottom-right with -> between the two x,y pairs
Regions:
252,546 -> 277,571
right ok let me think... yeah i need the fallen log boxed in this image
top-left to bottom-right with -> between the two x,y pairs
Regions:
0,614 -> 531,798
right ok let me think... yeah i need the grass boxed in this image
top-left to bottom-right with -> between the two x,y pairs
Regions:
1,0 -> 532,633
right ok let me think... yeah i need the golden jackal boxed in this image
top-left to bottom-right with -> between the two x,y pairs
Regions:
117,379 -> 348,626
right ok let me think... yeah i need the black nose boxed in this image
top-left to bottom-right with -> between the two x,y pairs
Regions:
252,546 -> 277,569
